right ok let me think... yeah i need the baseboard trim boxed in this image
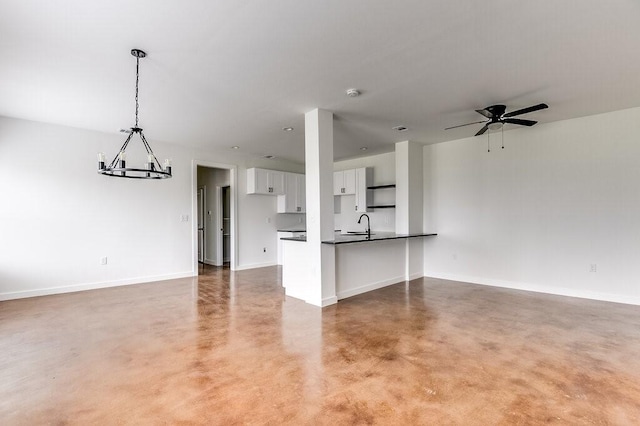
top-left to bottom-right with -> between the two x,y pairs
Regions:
203,259 -> 220,267
322,296 -> 338,307
337,275 -> 405,300
234,262 -> 277,271
407,272 -> 424,281
0,271 -> 195,301
423,271 -> 640,307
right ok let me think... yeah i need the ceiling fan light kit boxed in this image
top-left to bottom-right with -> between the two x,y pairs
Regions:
98,49 -> 172,179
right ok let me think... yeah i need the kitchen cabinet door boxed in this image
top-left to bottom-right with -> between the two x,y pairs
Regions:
354,167 -> 371,212
333,169 -> 356,195
343,169 -> 356,195
247,168 -> 285,195
333,171 -> 344,195
269,170 -> 285,195
277,172 -> 305,213
296,173 -> 306,213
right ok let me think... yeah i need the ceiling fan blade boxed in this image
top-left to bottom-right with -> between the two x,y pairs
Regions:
444,120 -> 487,130
475,109 -> 493,119
503,118 -> 537,126
503,103 -> 548,118
475,124 -> 489,136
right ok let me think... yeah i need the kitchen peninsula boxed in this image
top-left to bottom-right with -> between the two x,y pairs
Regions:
281,109 -> 428,307
281,232 -> 436,303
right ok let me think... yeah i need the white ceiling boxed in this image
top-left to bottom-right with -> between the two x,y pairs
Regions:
1,0 -> 639,163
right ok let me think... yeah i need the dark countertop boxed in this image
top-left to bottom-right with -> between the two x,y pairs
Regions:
277,228 -> 341,233
280,232 -> 437,244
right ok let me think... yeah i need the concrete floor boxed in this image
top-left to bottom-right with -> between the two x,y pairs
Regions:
1,265 -> 639,424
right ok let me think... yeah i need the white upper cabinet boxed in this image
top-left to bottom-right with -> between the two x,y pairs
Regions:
333,169 -> 356,195
247,168 -> 285,195
354,167 -> 371,212
334,167 -> 371,212
297,174 -> 306,212
277,172 -> 305,213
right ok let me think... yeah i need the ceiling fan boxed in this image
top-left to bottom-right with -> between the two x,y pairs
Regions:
445,103 -> 549,136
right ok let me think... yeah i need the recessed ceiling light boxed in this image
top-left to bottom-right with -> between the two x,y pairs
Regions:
346,88 -> 360,97
282,127 -> 294,132
231,146 -> 239,150
392,125 -> 408,132
360,147 -> 368,151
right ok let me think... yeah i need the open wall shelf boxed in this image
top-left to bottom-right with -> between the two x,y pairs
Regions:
367,205 -> 395,209
367,184 -> 396,190
367,183 -> 395,209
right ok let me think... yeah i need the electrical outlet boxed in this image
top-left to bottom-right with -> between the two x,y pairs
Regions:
100,257 -> 108,265
181,214 -> 189,222
266,217 -> 271,224
590,264 -> 597,273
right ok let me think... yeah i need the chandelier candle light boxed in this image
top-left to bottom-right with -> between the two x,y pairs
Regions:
98,49 -> 172,179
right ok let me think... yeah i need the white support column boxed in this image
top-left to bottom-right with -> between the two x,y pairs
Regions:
304,108 -> 336,306
395,140 -> 424,280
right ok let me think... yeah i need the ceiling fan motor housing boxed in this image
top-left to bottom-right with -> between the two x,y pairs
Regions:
486,105 -> 506,117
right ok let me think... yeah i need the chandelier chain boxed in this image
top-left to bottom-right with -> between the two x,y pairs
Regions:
135,56 -> 140,128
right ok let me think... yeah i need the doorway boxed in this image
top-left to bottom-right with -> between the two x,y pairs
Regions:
193,161 -> 237,273
219,186 -> 231,265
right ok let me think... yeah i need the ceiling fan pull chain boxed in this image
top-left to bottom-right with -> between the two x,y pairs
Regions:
487,132 -> 490,152
501,126 -> 504,149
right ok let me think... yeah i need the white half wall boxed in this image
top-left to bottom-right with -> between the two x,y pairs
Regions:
423,107 -> 640,305
0,116 -> 303,300
335,240 -> 406,300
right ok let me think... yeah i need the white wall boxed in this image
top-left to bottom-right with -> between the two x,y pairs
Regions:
334,152 -> 396,233
423,107 -> 640,305
0,116 -> 303,299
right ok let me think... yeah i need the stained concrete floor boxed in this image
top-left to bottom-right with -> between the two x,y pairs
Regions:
1,265 -> 639,424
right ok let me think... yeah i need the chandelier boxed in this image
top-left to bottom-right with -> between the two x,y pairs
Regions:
98,49 -> 172,179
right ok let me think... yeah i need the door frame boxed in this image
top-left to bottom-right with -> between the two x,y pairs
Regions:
215,186 -> 223,266
191,160 -> 238,273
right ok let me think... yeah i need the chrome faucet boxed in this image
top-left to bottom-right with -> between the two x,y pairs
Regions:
357,213 -> 371,239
